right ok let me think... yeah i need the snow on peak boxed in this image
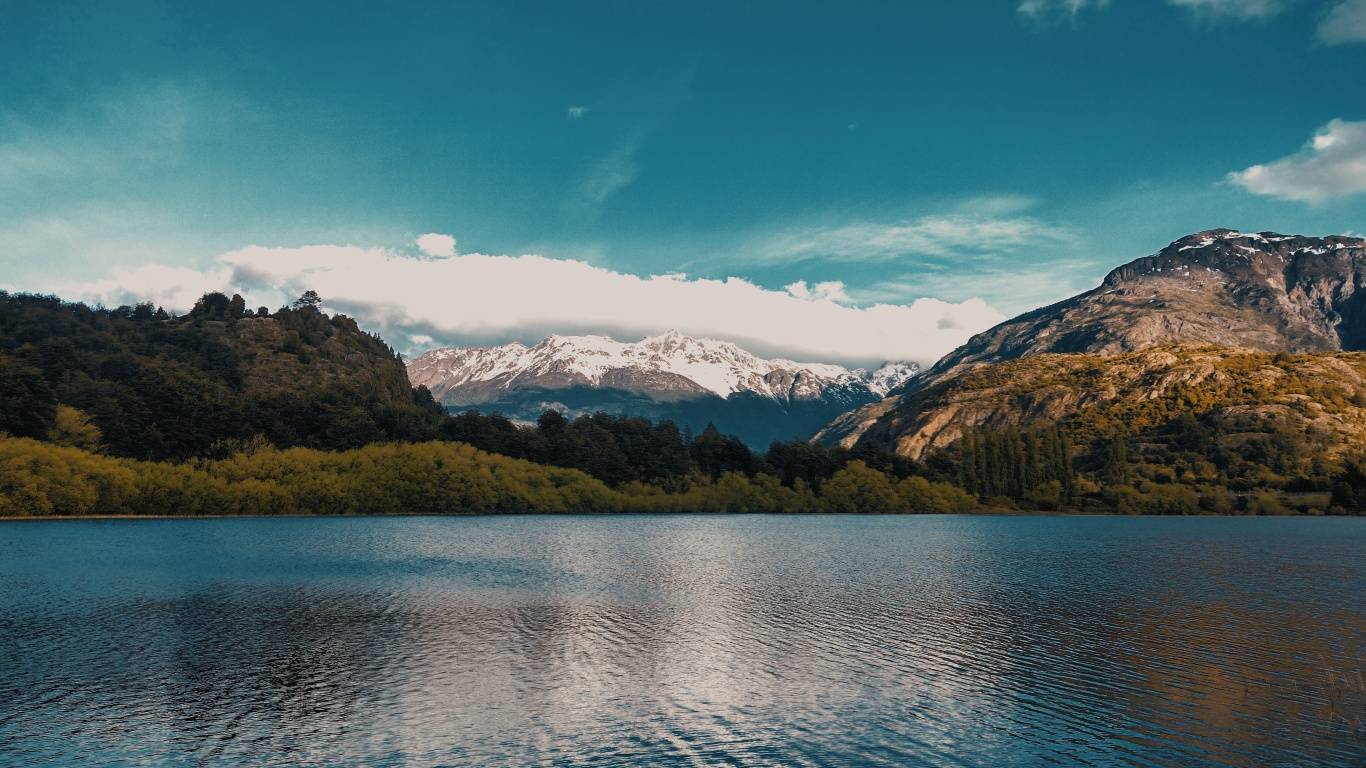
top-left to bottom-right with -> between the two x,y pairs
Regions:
408,331 -> 920,400
867,362 -> 922,396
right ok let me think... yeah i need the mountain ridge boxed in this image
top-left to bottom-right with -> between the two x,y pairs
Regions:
817,229 -> 1366,450
409,330 -> 916,402
924,228 -> 1366,377
407,330 -> 919,447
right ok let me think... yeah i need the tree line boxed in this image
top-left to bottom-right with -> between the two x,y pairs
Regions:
0,437 -> 976,517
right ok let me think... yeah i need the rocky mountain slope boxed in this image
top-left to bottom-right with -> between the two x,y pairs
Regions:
817,229 -> 1366,450
850,345 -> 1366,461
926,229 -> 1366,374
407,331 -> 917,446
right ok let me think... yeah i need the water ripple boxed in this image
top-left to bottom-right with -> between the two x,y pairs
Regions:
0,515 -> 1363,767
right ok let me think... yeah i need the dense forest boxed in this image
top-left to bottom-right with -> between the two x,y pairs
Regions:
2,291 -> 1364,516
0,290 -> 441,460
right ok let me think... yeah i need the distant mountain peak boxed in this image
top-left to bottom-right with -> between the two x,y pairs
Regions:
408,331 -> 919,403
406,331 -> 920,446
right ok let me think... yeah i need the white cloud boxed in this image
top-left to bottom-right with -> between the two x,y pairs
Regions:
416,232 -> 457,258
756,213 -> 1074,264
1228,119 -> 1366,203
51,263 -> 232,312
1320,0 -> 1366,43
1018,0 -> 1109,19
784,280 -> 853,303
47,244 -> 1007,367
1167,0 -> 1284,18
567,106 -> 588,119
572,134 -> 643,220
1020,0 -> 1285,21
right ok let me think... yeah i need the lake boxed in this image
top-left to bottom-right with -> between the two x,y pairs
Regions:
0,515 -> 1362,767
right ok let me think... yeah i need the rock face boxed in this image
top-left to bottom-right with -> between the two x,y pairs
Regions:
816,229 -> 1366,450
928,229 -> 1366,375
407,330 -> 918,447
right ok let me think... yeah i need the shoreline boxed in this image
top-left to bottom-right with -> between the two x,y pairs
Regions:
0,511 -> 1356,522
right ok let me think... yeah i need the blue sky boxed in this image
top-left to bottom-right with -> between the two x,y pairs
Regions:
2,0 -> 1365,364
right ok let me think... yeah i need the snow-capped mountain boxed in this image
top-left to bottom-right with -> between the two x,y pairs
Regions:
407,331 -> 919,446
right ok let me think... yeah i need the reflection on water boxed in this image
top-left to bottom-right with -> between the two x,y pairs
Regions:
0,515 -> 1362,766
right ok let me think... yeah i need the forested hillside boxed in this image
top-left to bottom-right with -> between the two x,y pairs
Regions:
880,347 -> 1366,514
0,290 -> 443,460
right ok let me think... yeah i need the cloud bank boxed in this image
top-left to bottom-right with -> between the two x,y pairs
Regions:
50,237 -> 1008,367
1229,119 -> 1366,203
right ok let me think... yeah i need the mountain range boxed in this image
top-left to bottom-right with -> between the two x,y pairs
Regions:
406,331 -> 918,447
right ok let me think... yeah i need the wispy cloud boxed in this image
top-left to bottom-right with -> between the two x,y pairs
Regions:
1020,0 -> 1285,22
0,79 -> 253,282
0,81 -> 204,188
752,205 -> 1074,266
1229,118 -> 1366,203
1320,0 -> 1366,43
853,257 -> 1103,317
41,235 -> 1007,367
567,105 -> 589,119
1018,0 -> 1110,20
1166,0 -> 1286,18
569,131 -> 645,221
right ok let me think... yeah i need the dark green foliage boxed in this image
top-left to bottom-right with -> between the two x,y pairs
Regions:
292,290 -> 323,309
1330,459 -> 1366,513
765,439 -> 845,490
690,423 -> 757,479
1099,435 -> 1129,486
0,291 -> 441,460
956,426 -> 1074,507
439,407 -> 931,494
0,354 -> 57,438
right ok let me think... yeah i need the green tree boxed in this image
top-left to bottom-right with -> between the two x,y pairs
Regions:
0,355 -> 56,438
821,460 -> 899,513
47,405 -> 103,452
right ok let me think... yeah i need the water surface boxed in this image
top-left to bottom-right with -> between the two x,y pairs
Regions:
0,515 -> 1362,766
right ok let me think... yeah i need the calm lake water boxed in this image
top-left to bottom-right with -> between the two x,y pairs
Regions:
0,515 -> 1362,767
